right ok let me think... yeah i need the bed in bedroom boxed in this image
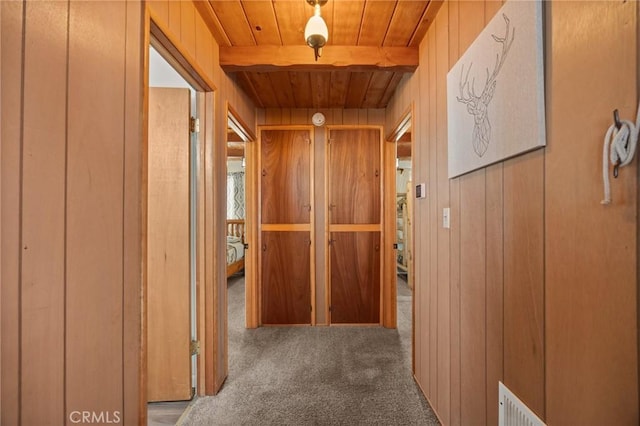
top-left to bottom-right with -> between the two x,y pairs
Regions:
226,219 -> 245,277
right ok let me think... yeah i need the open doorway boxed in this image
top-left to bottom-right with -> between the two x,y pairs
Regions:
225,113 -> 247,336
388,108 -> 414,366
146,45 -> 200,424
225,107 -> 256,381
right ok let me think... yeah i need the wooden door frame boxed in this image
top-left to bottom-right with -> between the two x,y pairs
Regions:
254,125 -> 316,326
142,8 -> 218,420
225,104 -> 258,329
386,104 -> 415,362
325,125 -> 395,327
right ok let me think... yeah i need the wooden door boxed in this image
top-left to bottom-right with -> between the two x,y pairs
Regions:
147,87 -> 192,401
260,128 -> 313,325
328,128 -> 382,324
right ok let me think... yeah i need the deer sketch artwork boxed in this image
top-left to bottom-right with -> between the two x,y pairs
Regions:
457,14 -> 515,157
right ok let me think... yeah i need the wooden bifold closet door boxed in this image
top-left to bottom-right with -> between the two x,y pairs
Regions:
328,128 -> 382,324
260,128 -> 313,325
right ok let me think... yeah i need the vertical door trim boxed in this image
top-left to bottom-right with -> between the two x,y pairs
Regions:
144,7 -> 219,419
257,126 -> 315,326
325,125 -> 389,326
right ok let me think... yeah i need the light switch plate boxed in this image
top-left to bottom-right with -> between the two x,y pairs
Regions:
416,183 -> 426,199
443,207 -> 450,229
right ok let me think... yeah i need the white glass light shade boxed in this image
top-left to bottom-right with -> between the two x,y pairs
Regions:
304,5 -> 328,46
304,17 -> 328,46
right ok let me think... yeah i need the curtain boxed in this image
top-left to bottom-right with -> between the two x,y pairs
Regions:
227,172 -> 245,219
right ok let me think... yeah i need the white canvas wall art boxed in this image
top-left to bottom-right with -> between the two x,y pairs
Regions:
447,0 -> 545,178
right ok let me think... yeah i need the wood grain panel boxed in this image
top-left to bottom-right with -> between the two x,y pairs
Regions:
345,72 -> 372,108
384,0 -> 428,47
328,129 -> 381,224
269,72 -> 295,108
310,72 -> 331,109
447,1 -> 462,424
195,14 -> 215,101
457,2 -> 486,425
1,2 -> 24,424
329,71 -> 350,108
290,72 -> 312,108
484,2 -> 505,424
427,26 -> 438,402
272,0 -> 306,45
180,1 -> 196,60
168,0 -> 181,39
209,0 -> 255,46
261,129 -> 311,224
21,2 -> 67,423
362,71 -> 393,109
504,150 -> 544,418
236,71 -> 263,108
484,0 -> 504,21
377,72 -> 404,109
66,0 -> 125,415
203,91 -> 216,394
359,0 -> 397,46
247,72 -> 279,108
148,0 -> 169,26
261,231 -> 311,324
242,1 -> 281,46
330,232 -> 381,324
331,0 -> 365,45
312,115 -> 328,325
415,24 -> 431,393
485,162 -> 504,426
545,2 -> 638,424
383,138 -> 397,328
459,169 -> 486,425
434,5 -> 450,422
147,88 -> 191,402
458,0 -> 485,53
122,3 -> 143,420
213,91 -> 229,393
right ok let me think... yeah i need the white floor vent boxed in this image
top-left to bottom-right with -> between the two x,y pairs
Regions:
498,382 -> 546,426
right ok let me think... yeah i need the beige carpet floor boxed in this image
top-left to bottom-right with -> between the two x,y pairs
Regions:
181,274 -> 439,425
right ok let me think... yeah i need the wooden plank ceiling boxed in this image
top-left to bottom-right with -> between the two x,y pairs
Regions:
196,0 -> 442,109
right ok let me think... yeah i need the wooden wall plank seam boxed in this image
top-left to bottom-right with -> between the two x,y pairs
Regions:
123,1 -> 144,423
435,4 -> 451,423
66,0 -> 126,417
1,1 -> 25,424
22,1 -> 68,423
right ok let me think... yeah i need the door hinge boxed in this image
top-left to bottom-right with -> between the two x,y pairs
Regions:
190,117 -> 200,133
393,243 -> 398,249
244,243 -> 249,249
328,305 -> 332,312
190,340 -> 200,355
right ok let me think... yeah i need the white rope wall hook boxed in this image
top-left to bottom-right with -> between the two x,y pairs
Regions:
601,102 -> 640,205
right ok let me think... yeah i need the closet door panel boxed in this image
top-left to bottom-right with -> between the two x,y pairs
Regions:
329,129 -> 380,224
330,232 -> 381,324
261,231 -> 311,325
261,129 -> 311,224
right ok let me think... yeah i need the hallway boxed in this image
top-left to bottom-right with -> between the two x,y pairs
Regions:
181,276 -> 438,425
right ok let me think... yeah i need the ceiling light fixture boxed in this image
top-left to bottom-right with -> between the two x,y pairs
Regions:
304,0 -> 329,61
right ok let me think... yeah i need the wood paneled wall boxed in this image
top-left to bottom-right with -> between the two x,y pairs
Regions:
257,109 -> 385,325
148,0 -> 256,396
386,1 -> 638,425
1,1 -> 143,424
1,0 -> 256,423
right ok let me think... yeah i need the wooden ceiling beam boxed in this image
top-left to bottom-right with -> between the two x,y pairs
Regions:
219,46 -> 418,72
